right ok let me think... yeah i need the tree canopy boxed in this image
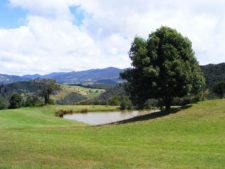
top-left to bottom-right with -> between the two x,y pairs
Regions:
9,93 -> 23,109
212,81 -> 225,99
38,79 -> 60,105
121,26 -> 205,110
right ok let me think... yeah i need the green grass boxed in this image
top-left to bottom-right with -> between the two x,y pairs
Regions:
52,85 -> 105,101
0,100 -> 225,169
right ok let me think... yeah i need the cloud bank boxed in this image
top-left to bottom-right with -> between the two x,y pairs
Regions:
0,0 -> 224,74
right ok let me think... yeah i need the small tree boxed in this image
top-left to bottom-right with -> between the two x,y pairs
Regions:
212,81 -> 225,98
38,79 -> 60,105
121,26 -> 205,110
9,93 -> 23,109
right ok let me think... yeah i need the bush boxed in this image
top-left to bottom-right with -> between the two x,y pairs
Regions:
108,96 -> 121,106
120,97 -> 133,110
144,99 -> 158,109
0,97 -> 7,110
47,98 -> 55,105
55,109 -> 74,117
9,93 -> 23,109
24,95 -> 43,107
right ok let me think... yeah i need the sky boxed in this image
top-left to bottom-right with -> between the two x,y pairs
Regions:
0,0 -> 225,75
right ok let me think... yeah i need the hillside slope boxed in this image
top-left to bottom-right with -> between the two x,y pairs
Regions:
0,100 -> 224,169
0,81 -> 104,105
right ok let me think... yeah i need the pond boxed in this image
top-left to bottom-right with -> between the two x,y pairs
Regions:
63,110 -> 157,125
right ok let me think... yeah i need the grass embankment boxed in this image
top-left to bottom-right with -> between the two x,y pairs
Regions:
0,100 -> 225,169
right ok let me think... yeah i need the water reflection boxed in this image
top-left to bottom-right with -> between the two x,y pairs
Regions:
63,110 -> 156,125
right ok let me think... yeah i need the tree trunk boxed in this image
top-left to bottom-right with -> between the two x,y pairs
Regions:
165,104 -> 171,111
44,95 -> 49,105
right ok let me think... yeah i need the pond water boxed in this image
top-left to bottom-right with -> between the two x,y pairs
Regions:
63,110 -> 157,125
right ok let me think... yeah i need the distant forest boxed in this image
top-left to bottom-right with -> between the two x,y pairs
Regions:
201,63 -> 225,89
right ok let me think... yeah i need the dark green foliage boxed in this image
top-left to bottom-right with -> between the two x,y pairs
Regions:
38,79 -> 60,105
121,26 -> 205,110
0,81 -> 40,98
212,81 -> 225,98
201,63 -> 225,89
144,99 -> 158,109
120,97 -> 133,110
0,97 -> 7,110
108,96 -> 121,105
24,95 -> 43,107
56,92 -> 86,105
96,84 -> 126,104
9,93 -> 23,109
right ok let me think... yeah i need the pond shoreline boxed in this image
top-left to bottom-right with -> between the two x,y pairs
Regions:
63,110 -> 159,125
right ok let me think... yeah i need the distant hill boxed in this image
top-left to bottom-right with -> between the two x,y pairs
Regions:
21,74 -> 41,80
0,67 -> 124,85
0,74 -> 27,84
48,67 -> 123,84
201,63 -> 225,88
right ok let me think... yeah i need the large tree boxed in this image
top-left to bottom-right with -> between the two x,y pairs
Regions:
121,26 -> 205,110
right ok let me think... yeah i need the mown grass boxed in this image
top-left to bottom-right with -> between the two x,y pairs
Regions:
0,100 -> 224,169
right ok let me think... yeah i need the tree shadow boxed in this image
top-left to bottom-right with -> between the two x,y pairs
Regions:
105,105 -> 192,125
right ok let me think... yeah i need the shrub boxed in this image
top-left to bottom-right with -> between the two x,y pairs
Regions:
0,97 -> 7,110
108,96 -> 121,106
24,95 -> 43,107
144,99 -> 158,109
56,109 -> 74,117
120,97 -> 133,110
9,93 -> 23,109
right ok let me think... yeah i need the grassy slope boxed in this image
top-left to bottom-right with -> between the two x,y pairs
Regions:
52,85 -> 105,101
0,100 -> 224,169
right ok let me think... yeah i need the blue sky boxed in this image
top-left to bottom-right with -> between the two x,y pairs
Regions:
0,0 -> 26,28
0,0 -> 85,28
0,0 -> 225,75
69,6 -> 85,26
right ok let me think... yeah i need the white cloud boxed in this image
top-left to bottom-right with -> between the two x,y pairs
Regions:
0,0 -> 225,74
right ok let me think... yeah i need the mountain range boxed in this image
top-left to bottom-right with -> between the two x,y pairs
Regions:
1,63 -> 225,88
0,67 -> 124,85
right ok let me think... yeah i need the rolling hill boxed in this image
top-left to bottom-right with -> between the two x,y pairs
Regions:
2,63 -> 225,88
201,63 -> 225,88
